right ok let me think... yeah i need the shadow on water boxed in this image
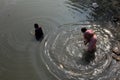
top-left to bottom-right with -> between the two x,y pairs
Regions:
81,50 -> 96,65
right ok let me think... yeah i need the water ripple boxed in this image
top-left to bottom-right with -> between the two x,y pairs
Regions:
41,22 -> 113,80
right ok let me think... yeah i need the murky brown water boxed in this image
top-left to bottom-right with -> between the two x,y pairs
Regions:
0,0 -> 120,80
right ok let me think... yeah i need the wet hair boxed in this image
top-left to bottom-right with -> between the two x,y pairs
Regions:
34,23 -> 39,29
81,27 -> 87,33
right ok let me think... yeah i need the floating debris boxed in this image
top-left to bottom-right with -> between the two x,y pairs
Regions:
92,3 -> 99,8
59,64 -> 64,69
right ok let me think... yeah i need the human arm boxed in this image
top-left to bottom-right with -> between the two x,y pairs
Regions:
84,40 -> 88,45
83,33 -> 89,45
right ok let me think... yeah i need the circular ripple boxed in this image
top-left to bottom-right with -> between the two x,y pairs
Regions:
41,23 -> 112,80
0,17 -> 60,79
5,17 -> 59,51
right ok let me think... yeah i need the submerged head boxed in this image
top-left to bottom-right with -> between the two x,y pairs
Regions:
34,23 -> 39,29
81,27 -> 87,33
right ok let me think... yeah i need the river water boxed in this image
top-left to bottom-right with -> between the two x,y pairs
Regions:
0,0 -> 120,80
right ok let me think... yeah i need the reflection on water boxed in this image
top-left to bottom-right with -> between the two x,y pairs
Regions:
41,23 -> 117,80
66,0 -> 120,22
0,0 -> 120,80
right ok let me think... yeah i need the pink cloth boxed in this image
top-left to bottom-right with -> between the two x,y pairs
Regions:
84,29 -> 97,51
88,34 -> 97,51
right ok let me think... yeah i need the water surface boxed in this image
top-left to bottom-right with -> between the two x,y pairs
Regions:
0,0 -> 120,80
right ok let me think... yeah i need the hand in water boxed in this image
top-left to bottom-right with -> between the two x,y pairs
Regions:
84,41 -> 88,45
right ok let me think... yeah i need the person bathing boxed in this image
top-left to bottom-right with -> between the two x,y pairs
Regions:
81,27 -> 97,63
34,23 -> 44,41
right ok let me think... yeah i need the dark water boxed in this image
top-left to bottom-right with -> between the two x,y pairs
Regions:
0,0 -> 120,80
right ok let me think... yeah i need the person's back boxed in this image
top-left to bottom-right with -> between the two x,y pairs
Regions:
88,34 -> 97,52
81,27 -> 97,63
82,28 -> 97,52
34,23 -> 44,41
